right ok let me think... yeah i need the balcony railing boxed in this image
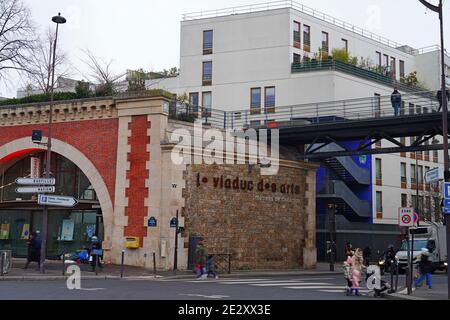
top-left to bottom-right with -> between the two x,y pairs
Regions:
292,60 -> 425,92
183,0 -> 402,49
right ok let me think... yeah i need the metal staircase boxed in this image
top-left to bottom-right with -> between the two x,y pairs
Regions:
317,180 -> 371,221
314,143 -> 370,185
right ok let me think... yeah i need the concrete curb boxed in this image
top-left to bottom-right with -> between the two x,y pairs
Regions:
383,287 -> 429,300
0,275 -> 163,282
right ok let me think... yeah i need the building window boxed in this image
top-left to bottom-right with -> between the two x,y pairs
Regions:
401,162 -> 407,185
376,192 -> 383,214
401,194 -> 408,208
321,31 -> 329,53
376,51 -> 382,67
400,60 -> 405,79
293,53 -> 301,64
390,57 -> 396,78
202,61 -> 212,86
418,165 -> 424,185
265,87 -> 276,113
383,54 -> 389,67
374,93 -> 381,117
376,159 -> 382,185
342,39 -> 348,52
412,195 -> 418,211
418,196 -> 424,217
433,150 -> 439,162
189,92 -> 199,107
203,30 -> 213,55
303,25 -> 311,52
303,56 -> 311,62
425,196 -> 431,220
250,88 -> 261,113
411,164 -> 417,184
293,21 -> 301,48
202,91 -> 212,117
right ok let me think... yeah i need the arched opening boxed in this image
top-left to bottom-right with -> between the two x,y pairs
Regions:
0,152 -> 104,258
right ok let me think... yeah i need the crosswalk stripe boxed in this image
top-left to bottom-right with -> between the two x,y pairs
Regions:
285,286 -> 346,290
319,290 -> 371,293
250,282 -> 332,287
220,280 -> 310,285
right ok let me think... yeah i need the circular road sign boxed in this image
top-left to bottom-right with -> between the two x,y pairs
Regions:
402,215 -> 412,225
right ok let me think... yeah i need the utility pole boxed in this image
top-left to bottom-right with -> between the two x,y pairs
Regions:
418,0 -> 450,300
39,13 -> 66,274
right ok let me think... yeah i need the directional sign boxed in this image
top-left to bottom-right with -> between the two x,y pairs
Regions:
425,168 -> 444,184
399,207 -> 414,227
38,195 -> 78,208
445,183 -> 450,199
16,186 -> 55,194
444,207 -> 450,215
16,178 -> 56,186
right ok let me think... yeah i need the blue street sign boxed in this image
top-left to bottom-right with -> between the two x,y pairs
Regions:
444,207 -> 450,215
445,183 -> 450,199
170,218 -> 178,228
148,217 -> 157,228
444,199 -> 450,208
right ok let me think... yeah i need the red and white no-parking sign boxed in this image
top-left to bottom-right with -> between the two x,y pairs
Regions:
399,207 -> 414,227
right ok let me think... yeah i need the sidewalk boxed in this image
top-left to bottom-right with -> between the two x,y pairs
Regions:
386,284 -> 448,300
0,259 -> 341,281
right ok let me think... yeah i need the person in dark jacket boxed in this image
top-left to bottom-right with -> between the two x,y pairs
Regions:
391,88 -> 402,116
24,231 -> 42,270
415,248 -> 433,290
363,247 -> 372,267
437,89 -> 450,112
345,243 -> 354,258
89,236 -> 103,272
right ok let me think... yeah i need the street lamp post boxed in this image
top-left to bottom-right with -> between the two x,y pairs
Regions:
418,0 -> 450,300
39,13 -> 66,274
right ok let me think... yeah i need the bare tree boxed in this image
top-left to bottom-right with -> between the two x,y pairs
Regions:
82,49 -> 125,96
25,28 -> 70,94
0,0 -> 36,81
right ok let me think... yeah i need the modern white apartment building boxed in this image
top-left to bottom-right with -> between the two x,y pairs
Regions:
150,1 -> 450,258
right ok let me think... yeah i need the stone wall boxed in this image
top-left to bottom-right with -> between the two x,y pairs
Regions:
183,163 -> 317,270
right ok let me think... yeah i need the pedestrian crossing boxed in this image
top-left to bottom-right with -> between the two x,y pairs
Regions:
183,277 -> 371,295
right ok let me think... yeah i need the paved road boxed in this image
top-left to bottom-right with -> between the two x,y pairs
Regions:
1,274 -> 447,300
0,274 -> 377,300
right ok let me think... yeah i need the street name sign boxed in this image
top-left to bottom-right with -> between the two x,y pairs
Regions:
15,178 -> 56,186
38,195 -> 78,208
425,168 -> 444,184
399,207 -> 414,227
16,186 -> 55,194
444,182 -> 450,199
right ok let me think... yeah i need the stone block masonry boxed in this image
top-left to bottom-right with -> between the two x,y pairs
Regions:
182,163 -> 317,270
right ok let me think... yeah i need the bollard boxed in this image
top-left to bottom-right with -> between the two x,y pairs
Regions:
0,252 -> 4,277
120,250 -> 125,278
153,252 -> 156,275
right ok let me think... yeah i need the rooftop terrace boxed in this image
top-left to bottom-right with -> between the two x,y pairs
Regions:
182,0 -> 405,49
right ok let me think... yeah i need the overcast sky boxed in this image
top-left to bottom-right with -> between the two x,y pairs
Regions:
1,0 -> 449,98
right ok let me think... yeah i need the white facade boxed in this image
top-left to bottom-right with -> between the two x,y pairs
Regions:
150,1 -> 449,225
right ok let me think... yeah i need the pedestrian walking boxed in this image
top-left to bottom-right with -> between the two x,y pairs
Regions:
345,242 -> 354,258
194,239 -> 208,280
437,89 -> 450,112
350,248 -> 365,296
391,87 -> 402,116
23,231 -> 41,270
206,255 -> 219,279
415,248 -> 433,290
343,256 -> 353,296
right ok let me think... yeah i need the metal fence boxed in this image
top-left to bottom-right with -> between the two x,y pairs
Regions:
208,90 -> 440,130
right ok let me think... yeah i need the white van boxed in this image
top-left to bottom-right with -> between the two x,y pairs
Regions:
396,222 -> 447,273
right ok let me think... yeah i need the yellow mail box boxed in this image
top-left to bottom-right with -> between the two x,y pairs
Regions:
125,237 -> 140,249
